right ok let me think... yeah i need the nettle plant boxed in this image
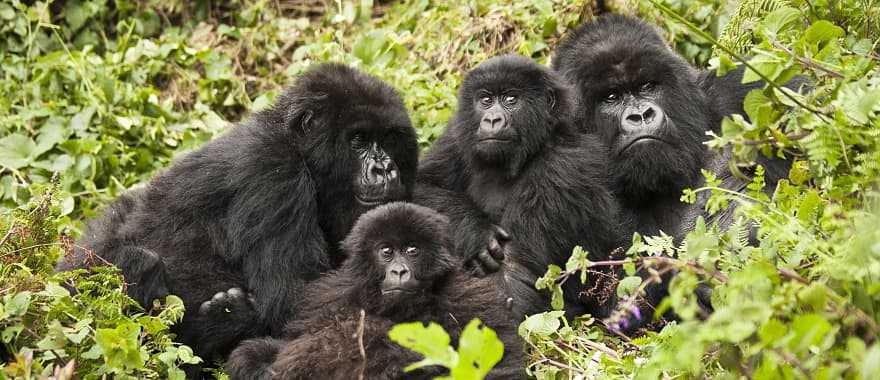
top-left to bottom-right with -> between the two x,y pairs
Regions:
523,1 -> 880,379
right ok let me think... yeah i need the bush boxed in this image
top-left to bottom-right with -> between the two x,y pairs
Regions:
1,0 -> 878,379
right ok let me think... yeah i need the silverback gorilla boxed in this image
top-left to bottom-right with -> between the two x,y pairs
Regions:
55,64 -> 419,365
553,15 -> 792,240
225,202 -> 524,380
415,55 -> 625,318
552,15 -> 796,329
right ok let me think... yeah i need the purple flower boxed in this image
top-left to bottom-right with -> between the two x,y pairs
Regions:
630,304 -> 642,321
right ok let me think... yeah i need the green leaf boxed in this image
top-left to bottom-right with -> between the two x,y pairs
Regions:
95,322 -> 147,371
0,133 -> 37,169
758,7 -> 800,38
451,319 -> 504,380
517,310 -> 564,338
863,343 -> 880,379
804,20 -> 844,44
617,276 -> 643,297
388,322 -> 456,370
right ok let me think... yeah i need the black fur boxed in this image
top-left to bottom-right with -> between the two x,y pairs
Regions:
55,63 -> 419,366
225,202 -> 524,380
553,15 -> 797,329
553,14 -> 793,238
415,55 -> 625,318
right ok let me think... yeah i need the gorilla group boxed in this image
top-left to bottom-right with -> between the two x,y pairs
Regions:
56,63 -> 419,365
226,202 -> 524,380
416,55 -> 626,319
54,13 -> 800,380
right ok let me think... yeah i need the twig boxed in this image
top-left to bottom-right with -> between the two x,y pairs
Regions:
356,309 -> 366,380
769,39 -> 844,78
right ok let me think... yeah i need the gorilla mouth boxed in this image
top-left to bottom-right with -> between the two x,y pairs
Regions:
381,288 -> 416,296
620,135 -> 666,153
356,195 -> 389,207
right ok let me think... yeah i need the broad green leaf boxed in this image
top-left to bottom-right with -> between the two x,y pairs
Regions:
517,310 -> 564,338
388,322 -> 455,370
451,319 -> 503,380
0,133 -> 37,169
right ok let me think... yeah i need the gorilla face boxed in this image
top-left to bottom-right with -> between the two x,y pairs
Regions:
342,202 -> 456,307
346,128 -> 409,207
553,16 -> 708,203
457,55 -> 569,177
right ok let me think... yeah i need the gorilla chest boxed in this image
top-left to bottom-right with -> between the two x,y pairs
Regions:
467,176 -> 515,221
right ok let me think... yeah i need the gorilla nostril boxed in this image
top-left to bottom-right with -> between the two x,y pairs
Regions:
625,113 -> 642,124
642,107 -> 655,122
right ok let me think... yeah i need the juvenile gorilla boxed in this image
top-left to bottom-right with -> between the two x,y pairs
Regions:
55,64 -> 418,363
553,14 -> 791,239
416,55 -> 625,318
225,202 -> 524,380
552,15 -> 795,328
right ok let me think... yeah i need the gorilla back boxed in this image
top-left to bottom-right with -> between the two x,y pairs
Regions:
55,63 -> 419,363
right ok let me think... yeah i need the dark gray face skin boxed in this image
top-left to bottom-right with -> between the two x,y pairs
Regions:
350,132 -> 403,206
597,82 -> 668,156
377,245 -> 421,296
474,92 -> 522,144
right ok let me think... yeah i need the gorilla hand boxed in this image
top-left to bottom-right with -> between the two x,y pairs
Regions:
199,287 -> 257,319
466,225 -> 511,276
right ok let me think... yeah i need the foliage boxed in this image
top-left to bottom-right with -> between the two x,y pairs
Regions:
527,0 -> 880,378
1,0 -> 878,379
388,319 -> 504,380
0,179 -> 199,378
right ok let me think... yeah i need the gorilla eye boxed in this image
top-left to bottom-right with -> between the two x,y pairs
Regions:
379,247 -> 393,261
479,96 -> 493,108
503,95 -> 517,106
351,132 -> 366,144
603,91 -> 619,103
640,82 -> 655,92
405,246 -> 418,256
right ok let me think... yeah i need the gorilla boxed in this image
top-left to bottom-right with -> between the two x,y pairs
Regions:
552,14 -> 792,240
225,202 -> 524,380
55,64 -> 419,364
415,55 -> 626,318
552,15 -> 798,329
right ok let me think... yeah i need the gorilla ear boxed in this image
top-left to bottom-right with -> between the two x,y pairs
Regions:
300,110 -> 314,134
546,90 -> 558,110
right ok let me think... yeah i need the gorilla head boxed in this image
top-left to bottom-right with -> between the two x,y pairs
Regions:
553,15 -> 708,204
263,64 -> 419,243
456,55 -> 574,177
341,202 -> 456,315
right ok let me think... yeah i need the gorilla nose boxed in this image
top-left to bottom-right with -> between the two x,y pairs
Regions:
367,159 -> 399,185
622,103 -> 664,133
390,266 -> 410,282
480,112 -> 506,132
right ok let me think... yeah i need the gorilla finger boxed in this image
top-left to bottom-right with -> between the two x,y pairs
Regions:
477,251 -> 501,273
198,301 -> 212,315
227,288 -> 244,297
466,258 -> 487,277
488,239 -> 505,261
212,291 -> 226,301
494,226 -> 511,242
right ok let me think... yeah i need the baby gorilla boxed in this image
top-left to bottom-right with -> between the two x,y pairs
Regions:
225,203 -> 524,380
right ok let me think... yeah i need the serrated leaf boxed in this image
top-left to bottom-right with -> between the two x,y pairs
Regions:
804,20 -> 844,44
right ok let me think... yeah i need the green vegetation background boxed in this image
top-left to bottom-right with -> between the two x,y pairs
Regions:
0,0 -> 878,379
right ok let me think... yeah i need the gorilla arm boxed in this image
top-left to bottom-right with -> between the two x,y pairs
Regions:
416,128 -> 510,275
227,156 -> 329,336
